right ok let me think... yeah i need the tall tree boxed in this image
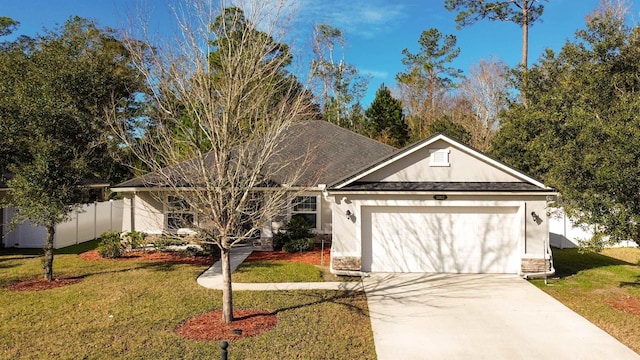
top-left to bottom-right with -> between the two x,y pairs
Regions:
112,1 -> 314,323
445,0 -> 547,69
492,0 -> 640,248
0,17 -> 19,37
311,24 -> 369,130
0,17 -> 145,280
366,84 -> 409,147
396,28 -> 462,141
458,58 -> 511,151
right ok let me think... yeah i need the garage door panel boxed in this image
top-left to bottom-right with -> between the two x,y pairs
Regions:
362,206 -> 520,273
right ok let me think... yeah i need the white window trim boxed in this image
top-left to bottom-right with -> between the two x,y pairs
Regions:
429,149 -> 450,167
290,194 -> 321,231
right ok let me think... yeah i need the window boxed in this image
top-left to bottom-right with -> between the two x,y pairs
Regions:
429,149 -> 450,167
166,196 -> 195,230
291,196 -> 318,229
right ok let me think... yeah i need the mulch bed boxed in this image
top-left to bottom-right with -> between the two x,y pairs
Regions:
245,245 -> 331,265
176,309 -> 278,341
7,276 -> 84,292
78,249 -> 217,266
607,295 -> 640,316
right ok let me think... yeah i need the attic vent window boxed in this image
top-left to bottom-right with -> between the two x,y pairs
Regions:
429,149 -> 450,167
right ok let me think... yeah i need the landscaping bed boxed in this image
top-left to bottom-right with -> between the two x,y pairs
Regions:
79,248 -> 217,266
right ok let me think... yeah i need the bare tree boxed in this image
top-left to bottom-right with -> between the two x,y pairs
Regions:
458,58 -> 510,151
110,0 -> 314,323
310,24 -> 369,129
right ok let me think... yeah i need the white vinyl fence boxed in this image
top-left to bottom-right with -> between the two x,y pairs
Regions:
2,200 -> 124,249
549,207 -> 638,249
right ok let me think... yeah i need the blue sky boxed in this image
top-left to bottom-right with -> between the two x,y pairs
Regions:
3,0 -> 638,105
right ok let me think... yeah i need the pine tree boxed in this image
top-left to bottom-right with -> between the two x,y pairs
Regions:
365,85 -> 409,147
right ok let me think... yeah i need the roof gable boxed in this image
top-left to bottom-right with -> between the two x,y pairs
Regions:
331,133 -> 550,190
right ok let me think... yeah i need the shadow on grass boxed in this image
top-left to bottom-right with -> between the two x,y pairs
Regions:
552,247 -> 634,278
620,276 -> 640,288
0,239 -> 101,257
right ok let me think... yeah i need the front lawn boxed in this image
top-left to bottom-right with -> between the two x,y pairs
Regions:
531,247 -> 640,354
232,260 -> 324,283
0,244 -> 375,359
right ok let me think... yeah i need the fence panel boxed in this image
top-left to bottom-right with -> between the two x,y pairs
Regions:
2,200 -> 125,249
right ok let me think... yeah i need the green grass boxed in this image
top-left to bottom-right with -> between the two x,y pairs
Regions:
0,244 -> 375,359
232,261 -> 324,283
531,247 -> 640,353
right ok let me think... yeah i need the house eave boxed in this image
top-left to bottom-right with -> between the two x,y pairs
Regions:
110,185 -> 325,193
327,190 -> 558,197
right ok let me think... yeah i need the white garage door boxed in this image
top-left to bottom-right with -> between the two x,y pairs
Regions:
361,206 -> 521,273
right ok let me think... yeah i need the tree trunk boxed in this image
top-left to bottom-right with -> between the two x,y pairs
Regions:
43,224 -> 55,281
522,3 -> 529,108
522,6 -> 528,69
221,246 -> 234,323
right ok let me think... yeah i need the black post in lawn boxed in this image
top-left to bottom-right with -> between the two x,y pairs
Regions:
221,341 -> 228,360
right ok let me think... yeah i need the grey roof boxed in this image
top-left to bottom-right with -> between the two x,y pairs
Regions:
332,182 -> 553,192
113,121 -> 397,189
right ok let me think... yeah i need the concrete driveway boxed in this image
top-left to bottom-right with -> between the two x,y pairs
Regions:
363,273 -> 640,360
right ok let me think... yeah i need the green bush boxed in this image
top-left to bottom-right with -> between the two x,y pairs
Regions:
283,237 -> 315,253
282,216 -> 313,241
122,230 -> 147,251
153,236 -> 187,250
98,231 -> 124,258
280,216 -> 315,253
200,242 -> 221,257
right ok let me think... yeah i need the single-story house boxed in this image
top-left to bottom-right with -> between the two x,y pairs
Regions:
111,120 -> 557,275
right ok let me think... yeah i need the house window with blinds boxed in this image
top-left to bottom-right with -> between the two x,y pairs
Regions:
291,196 -> 318,229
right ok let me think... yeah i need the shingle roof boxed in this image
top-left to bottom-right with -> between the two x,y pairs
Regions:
333,181 -> 553,192
112,120 -> 397,189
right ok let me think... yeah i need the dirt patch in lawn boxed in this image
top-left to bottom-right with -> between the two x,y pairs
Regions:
607,295 -> 640,316
7,276 -> 83,291
176,309 -> 278,341
79,249 -> 218,266
245,246 -> 330,265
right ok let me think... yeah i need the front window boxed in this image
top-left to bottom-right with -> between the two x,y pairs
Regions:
291,196 -> 318,229
166,195 -> 195,230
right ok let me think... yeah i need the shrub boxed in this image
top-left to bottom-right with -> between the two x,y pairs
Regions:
282,216 -> 313,241
153,236 -> 187,250
283,237 -> 314,253
98,231 -> 124,258
122,230 -> 147,251
200,242 -> 221,257
279,216 -> 315,253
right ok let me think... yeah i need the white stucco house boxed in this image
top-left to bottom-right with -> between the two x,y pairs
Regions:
111,120 -> 557,276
